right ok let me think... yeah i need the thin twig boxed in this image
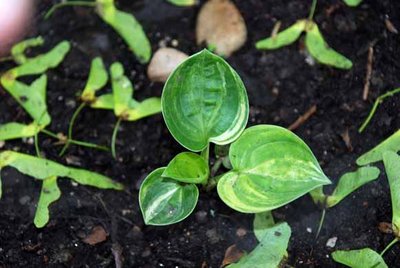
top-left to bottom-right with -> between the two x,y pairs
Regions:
111,118 -> 123,159
363,46 -> 374,101
380,237 -> 399,256
59,102 -> 86,156
288,105 -> 317,131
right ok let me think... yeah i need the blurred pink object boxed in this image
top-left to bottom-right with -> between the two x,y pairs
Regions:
0,0 -> 34,56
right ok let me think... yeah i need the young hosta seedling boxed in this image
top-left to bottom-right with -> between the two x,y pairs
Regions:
162,49 -> 249,152
217,125 -> 331,213
255,0 -> 352,69
356,130 -> 400,166
139,168 -> 199,225
227,222 -> 291,268
45,0 -> 151,63
0,151 -> 123,227
332,248 -> 388,268
0,40 -> 71,140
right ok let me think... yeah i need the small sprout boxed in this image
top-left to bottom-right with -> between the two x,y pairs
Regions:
217,125 -> 331,213
253,211 -> 275,242
0,151 -> 123,226
332,248 -> 388,268
163,152 -> 209,184
227,222 -> 291,268
166,0 -> 196,6
46,0 -> 151,63
162,49 -> 249,152
139,168 -> 199,225
357,130 -> 400,166
255,1 -> 353,69
383,151 -> 400,236
81,57 -> 109,103
343,0 -> 363,7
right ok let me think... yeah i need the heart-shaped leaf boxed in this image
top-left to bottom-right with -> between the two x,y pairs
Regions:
332,248 -> 388,268
217,125 -> 331,213
162,49 -> 249,152
256,20 -> 306,50
139,167 -> 199,225
163,152 -> 209,184
305,22 -> 352,69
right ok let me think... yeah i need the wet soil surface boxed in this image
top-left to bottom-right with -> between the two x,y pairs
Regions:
1,0 -> 400,267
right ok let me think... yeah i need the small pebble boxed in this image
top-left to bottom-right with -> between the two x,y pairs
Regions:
306,227 -> 312,233
195,210 -> 208,223
326,237 -> 338,248
19,195 -> 31,205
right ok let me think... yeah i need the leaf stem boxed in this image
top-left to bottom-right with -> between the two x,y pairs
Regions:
308,0 -> 318,21
111,117 -> 123,159
358,87 -> 400,133
34,132 -> 41,157
44,1 -> 97,20
59,102 -> 86,156
380,237 -> 399,256
315,208 -> 326,239
201,144 -> 210,164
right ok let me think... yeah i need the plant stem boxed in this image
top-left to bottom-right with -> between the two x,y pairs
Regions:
359,87 -> 400,133
34,132 -> 41,157
59,102 -> 86,156
111,117 -> 123,159
210,157 -> 223,177
44,1 -> 97,20
315,208 -> 326,239
380,237 -> 399,256
308,0 -> 318,21
40,129 -> 109,151
201,144 -> 210,164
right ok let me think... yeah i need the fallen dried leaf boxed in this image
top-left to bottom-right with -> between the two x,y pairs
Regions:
83,225 -> 108,245
196,0 -> 247,57
221,244 -> 244,267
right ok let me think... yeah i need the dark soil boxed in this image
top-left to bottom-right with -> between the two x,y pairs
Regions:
1,0 -> 400,267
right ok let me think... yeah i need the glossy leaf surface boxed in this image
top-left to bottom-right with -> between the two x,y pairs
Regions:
163,152 -> 209,184
383,151 -> 400,235
98,1 -> 151,63
11,36 -> 44,64
326,166 -> 380,207
34,176 -> 61,228
343,0 -> 363,7
81,57 -> 108,102
357,130 -> 400,166
305,22 -> 352,69
162,49 -> 249,151
0,122 -> 40,141
227,222 -> 291,268
255,20 -> 306,50
0,151 -> 123,190
253,211 -> 275,242
139,168 -> 199,225
217,125 -> 331,213
332,248 -> 388,268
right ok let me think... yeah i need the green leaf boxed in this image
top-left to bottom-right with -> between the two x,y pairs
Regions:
217,125 -> 331,213
326,166 -> 380,208
163,152 -> 209,184
305,22 -> 352,69
5,41 -> 70,78
253,211 -> 275,242
343,0 -> 363,7
0,151 -> 123,190
383,151 -> 400,235
81,57 -> 108,102
34,176 -> 61,228
1,75 -> 51,126
98,1 -> 151,63
255,20 -> 306,50
0,122 -> 40,141
110,62 -> 133,117
127,97 -> 161,121
227,222 -> 291,268
357,130 -> 400,166
162,49 -> 249,152
332,248 -> 388,268
139,167 -> 199,225
11,36 -> 45,65
91,93 -> 114,109
167,0 -> 196,6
